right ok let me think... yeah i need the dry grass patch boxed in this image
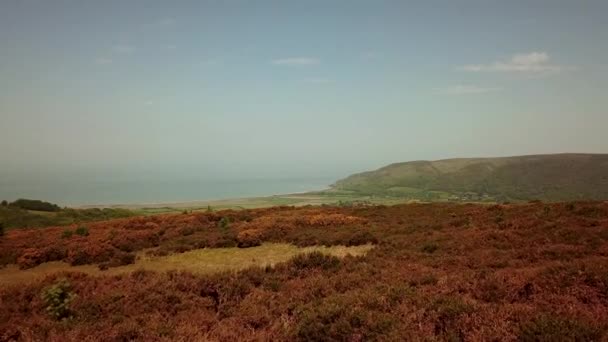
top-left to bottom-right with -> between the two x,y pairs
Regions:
0,243 -> 373,286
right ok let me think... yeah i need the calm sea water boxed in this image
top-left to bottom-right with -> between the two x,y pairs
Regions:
0,178 -> 334,206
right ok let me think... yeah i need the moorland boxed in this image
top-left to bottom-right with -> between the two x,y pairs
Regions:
1,200 -> 608,341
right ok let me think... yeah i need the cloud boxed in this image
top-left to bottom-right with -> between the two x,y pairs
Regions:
94,58 -> 112,65
112,44 -> 136,54
436,85 -> 501,95
272,57 -> 320,66
459,52 -> 571,73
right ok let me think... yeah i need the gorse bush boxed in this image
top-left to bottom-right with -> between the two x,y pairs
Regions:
41,279 -> 76,320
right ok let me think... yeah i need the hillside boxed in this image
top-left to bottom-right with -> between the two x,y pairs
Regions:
332,153 -> 608,202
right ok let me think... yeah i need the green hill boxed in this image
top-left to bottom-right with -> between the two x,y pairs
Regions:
332,153 -> 608,202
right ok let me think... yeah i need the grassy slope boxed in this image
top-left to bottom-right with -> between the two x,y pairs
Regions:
333,153 -> 608,201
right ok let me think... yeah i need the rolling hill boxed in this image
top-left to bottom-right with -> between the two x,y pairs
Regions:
332,153 -> 608,202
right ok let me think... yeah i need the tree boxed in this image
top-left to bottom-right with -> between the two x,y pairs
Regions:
0,200 -> 7,207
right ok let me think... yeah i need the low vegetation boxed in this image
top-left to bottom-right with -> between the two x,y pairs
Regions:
0,201 -> 607,340
0,204 -> 136,230
7,199 -> 61,212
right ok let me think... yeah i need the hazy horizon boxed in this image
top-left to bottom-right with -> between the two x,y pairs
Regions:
2,1 -> 608,203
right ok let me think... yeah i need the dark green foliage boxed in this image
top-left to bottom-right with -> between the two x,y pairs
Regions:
0,222 -> 4,237
41,279 -> 76,320
519,314 -> 601,341
10,199 -> 60,212
1,200 -> 7,206
62,229 -> 73,239
75,226 -> 89,237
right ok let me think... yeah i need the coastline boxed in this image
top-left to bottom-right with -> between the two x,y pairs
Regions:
75,188 -> 334,210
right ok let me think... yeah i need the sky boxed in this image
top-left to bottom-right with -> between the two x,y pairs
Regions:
1,0 -> 608,183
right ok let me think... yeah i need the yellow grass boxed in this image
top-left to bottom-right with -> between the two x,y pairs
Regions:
0,243 -> 374,286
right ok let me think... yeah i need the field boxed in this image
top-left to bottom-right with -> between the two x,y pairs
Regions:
1,201 -> 608,340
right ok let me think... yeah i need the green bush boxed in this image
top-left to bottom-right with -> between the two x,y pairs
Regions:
75,226 -> 89,237
62,229 -> 74,238
10,199 -> 60,212
41,279 -> 76,320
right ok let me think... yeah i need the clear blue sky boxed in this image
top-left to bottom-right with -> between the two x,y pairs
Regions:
1,0 -> 607,182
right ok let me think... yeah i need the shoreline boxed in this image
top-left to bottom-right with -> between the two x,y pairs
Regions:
75,187 -> 333,210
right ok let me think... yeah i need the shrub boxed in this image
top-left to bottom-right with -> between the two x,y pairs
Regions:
10,198 -> 60,212
237,230 -> 262,248
421,243 -> 438,254
0,222 -> 4,236
62,229 -> 74,238
289,252 -> 341,272
431,296 -> 474,337
218,217 -> 230,231
294,294 -> 395,341
179,227 -> 195,236
75,226 -> 89,237
41,279 -> 76,320
99,252 -> 136,270
519,314 -> 601,341
419,274 -> 439,286
346,231 -> 377,246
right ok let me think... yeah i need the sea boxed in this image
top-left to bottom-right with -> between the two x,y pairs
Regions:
0,177 -> 335,207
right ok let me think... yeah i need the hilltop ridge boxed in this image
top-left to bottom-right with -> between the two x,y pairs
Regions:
332,153 -> 608,202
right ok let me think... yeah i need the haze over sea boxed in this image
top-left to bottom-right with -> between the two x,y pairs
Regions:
0,177 -> 334,206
